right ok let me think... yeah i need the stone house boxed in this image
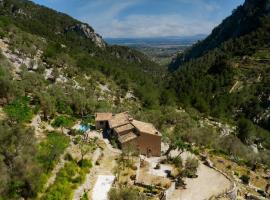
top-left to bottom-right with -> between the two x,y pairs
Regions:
95,112 -> 161,157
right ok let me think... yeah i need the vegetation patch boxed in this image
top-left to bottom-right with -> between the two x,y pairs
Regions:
51,115 -> 76,131
42,159 -> 92,200
108,186 -> 149,200
4,97 -> 33,123
37,132 -> 70,173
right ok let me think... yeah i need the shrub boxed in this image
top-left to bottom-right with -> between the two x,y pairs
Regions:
108,186 -> 149,200
78,159 -> 92,169
81,193 -> 88,200
240,174 -> 250,185
182,157 -> 199,178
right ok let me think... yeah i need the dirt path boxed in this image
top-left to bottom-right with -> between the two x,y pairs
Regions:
167,151 -> 232,200
73,131 -> 121,200
229,81 -> 240,93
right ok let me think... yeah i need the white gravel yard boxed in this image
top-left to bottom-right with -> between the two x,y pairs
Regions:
143,156 -> 173,177
166,151 -> 232,200
168,163 -> 232,200
92,175 -> 115,200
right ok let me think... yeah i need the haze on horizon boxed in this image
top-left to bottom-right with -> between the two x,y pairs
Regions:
32,0 -> 244,38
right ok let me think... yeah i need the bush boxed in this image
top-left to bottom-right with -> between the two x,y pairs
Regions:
81,193 -> 88,200
108,186 -> 148,200
240,174 -> 250,185
172,156 -> 183,168
182,157 -> 199,178
78,159 -> 92,168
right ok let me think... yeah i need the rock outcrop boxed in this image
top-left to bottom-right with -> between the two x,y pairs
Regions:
65,23 -> 106,48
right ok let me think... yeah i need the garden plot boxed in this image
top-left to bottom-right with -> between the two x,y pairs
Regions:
92,175 -> 115,200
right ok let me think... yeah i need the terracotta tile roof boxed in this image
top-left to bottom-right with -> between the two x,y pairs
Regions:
114,123 -> 135,135
131,120 -> 161,136
95,113 -> 113,121
118,132 -> 137,144
108,112 -> 130,129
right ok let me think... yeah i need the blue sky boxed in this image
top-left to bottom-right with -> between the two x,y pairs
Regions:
32,0 -> 244,38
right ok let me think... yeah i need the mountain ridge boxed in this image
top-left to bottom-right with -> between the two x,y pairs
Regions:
169,0 -> 270,71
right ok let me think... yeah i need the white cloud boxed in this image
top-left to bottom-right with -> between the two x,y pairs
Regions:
74,0 -> 226,38
33,0 -> 243,38
99,14 -> 217,38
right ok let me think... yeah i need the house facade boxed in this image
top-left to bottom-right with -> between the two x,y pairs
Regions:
95,112 -> 162,157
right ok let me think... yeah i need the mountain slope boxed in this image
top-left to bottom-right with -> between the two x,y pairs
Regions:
0,0 -> 164,108
0,0 -> 166,198
168,0 -> 270,144
169,0 -> 270,71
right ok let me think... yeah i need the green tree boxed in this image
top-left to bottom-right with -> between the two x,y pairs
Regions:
237,118 -> 253,144
76,135 -> 96,164
39,92 -> 56,120
0,123 -> 41,199
164,131 -> 187,158
52,116 -> 74,133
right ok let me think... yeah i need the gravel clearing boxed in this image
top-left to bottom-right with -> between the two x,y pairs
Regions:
143,156 -> 173,177
167,152 -> 232,200
92,175 -> 115,200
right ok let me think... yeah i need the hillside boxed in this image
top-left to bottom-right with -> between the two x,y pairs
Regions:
168,0 -> 270,146
0,0 -> 164,107
169,0 -> 270,71
0,0 -> 167,199
1,0 -> 270,199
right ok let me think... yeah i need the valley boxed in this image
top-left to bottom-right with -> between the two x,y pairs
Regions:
106,36 -> 205,66
0,0 -> 270,200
